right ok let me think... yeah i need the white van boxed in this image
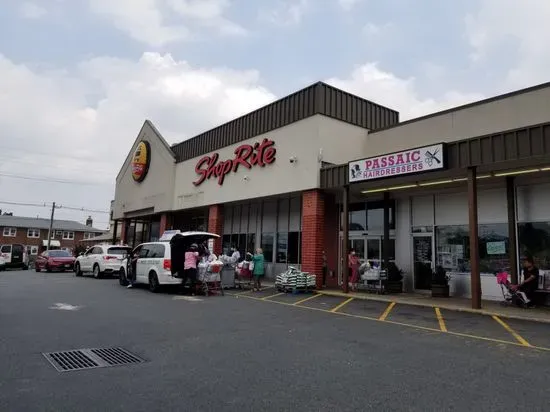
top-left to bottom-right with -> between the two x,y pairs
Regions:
118,231 -> 219,292
0,243 -> 29,270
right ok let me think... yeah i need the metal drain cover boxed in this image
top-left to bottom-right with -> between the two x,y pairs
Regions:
43,347 -> 146,372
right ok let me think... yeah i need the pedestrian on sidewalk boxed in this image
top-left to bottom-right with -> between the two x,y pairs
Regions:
252,248 -> 265,291
348,248 -> 360,292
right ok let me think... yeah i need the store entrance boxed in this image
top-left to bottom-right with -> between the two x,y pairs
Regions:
340,235 -> 395,277
413,234 -> 434,290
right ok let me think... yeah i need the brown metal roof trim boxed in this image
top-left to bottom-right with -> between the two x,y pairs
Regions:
321,121 -> 550,189
171,82 -> 399,163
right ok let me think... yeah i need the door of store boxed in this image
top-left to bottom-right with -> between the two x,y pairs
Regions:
413,234 -> 433,290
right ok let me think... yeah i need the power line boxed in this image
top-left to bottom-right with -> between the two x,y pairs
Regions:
0,145 -> 109,163
0,172 -> 108,186
0,156 -> 113,175
0,200 -> 110,214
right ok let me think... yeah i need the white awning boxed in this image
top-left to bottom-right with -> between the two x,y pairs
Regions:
42,240 -> 61,247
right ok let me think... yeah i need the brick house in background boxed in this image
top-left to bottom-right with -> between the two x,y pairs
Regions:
0,215 -> 105,256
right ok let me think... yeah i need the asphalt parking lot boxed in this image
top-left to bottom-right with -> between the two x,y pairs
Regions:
1,270 -> 550,412
227,287 -> 550,350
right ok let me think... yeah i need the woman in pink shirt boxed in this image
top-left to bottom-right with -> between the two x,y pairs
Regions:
183,244 -> 199,295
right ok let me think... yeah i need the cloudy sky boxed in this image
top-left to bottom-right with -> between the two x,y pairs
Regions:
0,0 -> 548,230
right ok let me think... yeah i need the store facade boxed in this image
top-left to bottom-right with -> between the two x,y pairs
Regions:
321,82 -> 550,307
111,82 -> 398,283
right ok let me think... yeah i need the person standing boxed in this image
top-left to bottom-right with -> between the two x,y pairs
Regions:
252,248 -> 265,291
512,255 -> 540,305
348,248 -> 360,292
183,243 -> 199,296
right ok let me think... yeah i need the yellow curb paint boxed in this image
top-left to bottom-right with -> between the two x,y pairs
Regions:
329,297 -> 354,313
435,307 -> 447,332
379,302 -> 396,321
261,292 -> 285,301
293,293 -> 322,306
231,293 -> 550,352
492,315 -> 531,347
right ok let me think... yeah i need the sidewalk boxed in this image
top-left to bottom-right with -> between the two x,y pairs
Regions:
316,288 -> 550,324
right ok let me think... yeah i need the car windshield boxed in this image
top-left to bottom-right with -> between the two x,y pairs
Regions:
48,250 -> 71,257
107,247 -> 132,255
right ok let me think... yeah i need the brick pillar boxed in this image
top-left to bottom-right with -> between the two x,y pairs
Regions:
159,214 -> 168,235
301,190 -> 325,289
208,205 -> 223,255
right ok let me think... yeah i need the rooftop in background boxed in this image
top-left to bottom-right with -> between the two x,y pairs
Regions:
170,81 -> 400,163
0,215 -> 105,233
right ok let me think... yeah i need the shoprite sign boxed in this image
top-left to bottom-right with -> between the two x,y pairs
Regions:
349,143 -> 445,183
193,138 -> 276,186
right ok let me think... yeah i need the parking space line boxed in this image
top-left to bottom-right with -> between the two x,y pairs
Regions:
262,292 -> 285,300
434,307 -> 447,332
379,302 -> 396,321
492,315 -> 531,347
293,293 -> 322,306
329,297 -> 354,313
231,293 -> 550,352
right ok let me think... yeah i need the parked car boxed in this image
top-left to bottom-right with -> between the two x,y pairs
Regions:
35,250 -> 75,272
118,231 -> 219,292
74,244 -> 132,278
0,255 -> 6,271
0,243 -> 29,270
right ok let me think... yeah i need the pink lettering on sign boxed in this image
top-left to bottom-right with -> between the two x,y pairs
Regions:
193,138 -> 277,186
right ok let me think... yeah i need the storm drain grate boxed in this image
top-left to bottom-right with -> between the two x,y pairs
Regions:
43,347 -> 146,372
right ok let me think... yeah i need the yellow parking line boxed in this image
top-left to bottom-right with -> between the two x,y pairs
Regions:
435,307 -> 447,332
232,293 -> 550,352
492,315 -> 531,347
293,293 -> 322,306
261,292 -> 285,301
379,302 -> 396,321
329,297 -> 354,313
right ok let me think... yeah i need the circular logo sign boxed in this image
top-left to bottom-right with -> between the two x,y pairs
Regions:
131,140 -> 151,182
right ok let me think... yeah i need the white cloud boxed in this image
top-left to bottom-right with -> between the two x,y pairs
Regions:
259,0 -> 309,26
19,2 -> 47,19
326,62 -> 484,120
88,0 -> 245,46
0,52 -> 275,224
465,0 -> 550,89
338,0 -> 363,11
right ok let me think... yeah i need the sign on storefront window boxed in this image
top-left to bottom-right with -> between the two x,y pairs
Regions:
349,143 -> 446,183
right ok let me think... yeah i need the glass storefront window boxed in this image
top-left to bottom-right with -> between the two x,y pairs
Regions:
287,232 -> 300,264
518,222 -> 550,270
246,233 -> 256,256
276,232 -> 288,263
436,224 -> 509,274
341,200 -> 395,231
261,233 -> 274,263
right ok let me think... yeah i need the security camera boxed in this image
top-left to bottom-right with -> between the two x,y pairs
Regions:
289,156 -> 297,163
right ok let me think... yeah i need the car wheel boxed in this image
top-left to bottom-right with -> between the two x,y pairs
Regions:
119,268 -> 128,286
74,263 -> 83,277
22,265 -> 28,270
149,272 -> 160,293
93,264 -> 102,279
35,265 -> 41,272
46,264 -> 52,273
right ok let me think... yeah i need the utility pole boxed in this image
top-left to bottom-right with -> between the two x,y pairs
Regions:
46,202 -> 56,251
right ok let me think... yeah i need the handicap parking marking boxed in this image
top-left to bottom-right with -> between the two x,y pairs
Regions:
49,303 -> 82,311
173,296 -> 203,302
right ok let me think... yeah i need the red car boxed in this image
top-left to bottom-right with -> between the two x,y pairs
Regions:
35,250 -> 76,272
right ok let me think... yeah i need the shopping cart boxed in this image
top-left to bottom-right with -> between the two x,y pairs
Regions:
235,260 -> 254,290
197,261 -> 224,296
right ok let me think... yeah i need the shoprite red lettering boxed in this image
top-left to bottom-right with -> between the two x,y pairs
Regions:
193,138 -> 276,186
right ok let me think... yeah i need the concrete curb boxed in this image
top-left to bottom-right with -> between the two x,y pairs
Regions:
316,289 -> 550,325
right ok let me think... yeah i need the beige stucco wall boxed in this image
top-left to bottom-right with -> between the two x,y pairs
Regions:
113,122 -> 176,220
172,114 -> 369,210
365,85 -> 550,157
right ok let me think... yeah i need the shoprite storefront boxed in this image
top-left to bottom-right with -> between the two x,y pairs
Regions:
111,82 -> 399,281
112,80 -> 550,307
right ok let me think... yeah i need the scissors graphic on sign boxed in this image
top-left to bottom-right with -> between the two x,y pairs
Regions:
425,148 -> 441,167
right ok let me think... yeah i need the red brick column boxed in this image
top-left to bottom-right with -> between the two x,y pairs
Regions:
159,214 -> 168,235
208,205 -> 223,255
301,190 -> 325,289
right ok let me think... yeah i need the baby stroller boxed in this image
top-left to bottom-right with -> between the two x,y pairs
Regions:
495,272 -> 531,308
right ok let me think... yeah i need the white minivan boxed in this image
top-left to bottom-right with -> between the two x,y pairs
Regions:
118,231 -> 219,292
0,243 -> 29,270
